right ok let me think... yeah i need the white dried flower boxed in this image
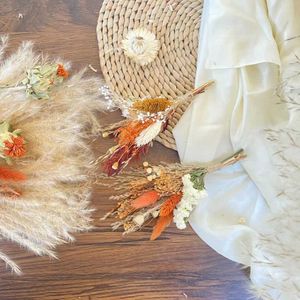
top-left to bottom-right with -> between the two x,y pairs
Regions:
122,28 -> 160,66
133,214 -> 145,226
151,210 -> 160,218
135,120 -> 163,146
146,167 -> 153,174
147,175 -> 153,181
173,174 -> 208,229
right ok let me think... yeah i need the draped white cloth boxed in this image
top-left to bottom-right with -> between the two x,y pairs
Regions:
173,0 -> 299,273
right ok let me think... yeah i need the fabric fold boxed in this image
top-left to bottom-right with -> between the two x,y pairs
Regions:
174,0 -> 300,298
173,0 -> 289,266
205,0 -> 280,69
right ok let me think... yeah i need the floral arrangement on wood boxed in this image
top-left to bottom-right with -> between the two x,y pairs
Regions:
0,36 -> 105,274
98,81 -> 214,176
99,149 -> 245,239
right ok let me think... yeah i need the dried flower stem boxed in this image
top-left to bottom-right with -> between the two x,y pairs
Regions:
191,80 -> 215,96
206,149 -> 246,173
95,149 -> 245,192
173,81 -> 215,108
0,85 -> 25,90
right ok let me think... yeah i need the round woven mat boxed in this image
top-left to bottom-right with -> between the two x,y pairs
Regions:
97,0 -> 203,150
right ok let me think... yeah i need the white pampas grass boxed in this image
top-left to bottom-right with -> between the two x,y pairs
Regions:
135,121 -> 163,146
122,28 -> 160,66
250,58 -> 300,300
0,35 -> 8,62
0,250 -> 22,275
0,37 -> 106,274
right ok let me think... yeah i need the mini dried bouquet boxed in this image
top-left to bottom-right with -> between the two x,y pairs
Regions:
98,149 -> 245,240
98,81 -> 214,176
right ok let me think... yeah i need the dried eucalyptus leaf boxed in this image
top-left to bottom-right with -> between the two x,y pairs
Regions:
189,169 -> 206,191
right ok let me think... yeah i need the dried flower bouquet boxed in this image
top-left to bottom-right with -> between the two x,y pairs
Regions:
98,81 -> 214,176
99,149 -> 245,240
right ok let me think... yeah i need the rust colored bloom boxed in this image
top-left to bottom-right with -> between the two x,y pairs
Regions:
160,193 -> 182,217
4,136 -> 26,158
116,120 -> 153,146
57,64 -> 69,78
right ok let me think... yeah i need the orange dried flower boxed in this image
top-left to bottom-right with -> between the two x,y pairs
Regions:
150,213 -> 173,241
154,172 -> 182,195
116,120 -> 153,146
0,166 -> 26,181
160,193 -> 182,217
57,64 -> 69,78
4,136 -> 26,158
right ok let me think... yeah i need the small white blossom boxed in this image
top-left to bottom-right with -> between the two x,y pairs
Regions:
100,85 -> 116,111
173,174 -> 208,230
137,113 -> 145,121
121,109 -> 130,118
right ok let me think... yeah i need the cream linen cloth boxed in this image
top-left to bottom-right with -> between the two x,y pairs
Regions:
173,0 -> 299,266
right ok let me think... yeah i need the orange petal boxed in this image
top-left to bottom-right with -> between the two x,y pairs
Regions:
150,214 -> 173,241
131,190 -> 160,209
160,193 -> 182,217
0,167 -> 26,181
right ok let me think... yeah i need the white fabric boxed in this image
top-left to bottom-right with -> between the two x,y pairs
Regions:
249,2 -> 300,299
173,0 -> 299,270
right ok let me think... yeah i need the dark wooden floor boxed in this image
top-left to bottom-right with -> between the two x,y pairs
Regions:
0,1 -> 252,299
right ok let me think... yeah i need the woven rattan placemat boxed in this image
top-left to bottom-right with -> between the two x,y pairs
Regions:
97,0 -> 203,150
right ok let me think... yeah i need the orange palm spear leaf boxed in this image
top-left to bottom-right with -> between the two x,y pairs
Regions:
0,166 -> 26,181
160,193 -> 182,217
150,213 -> 173,241
131,190 -> 160,209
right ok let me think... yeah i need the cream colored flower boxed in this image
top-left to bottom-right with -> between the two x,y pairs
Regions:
122,28 -> 160,66
135,120 -> 163,146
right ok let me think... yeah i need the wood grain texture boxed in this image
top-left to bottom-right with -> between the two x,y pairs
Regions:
0,1 -> 253,299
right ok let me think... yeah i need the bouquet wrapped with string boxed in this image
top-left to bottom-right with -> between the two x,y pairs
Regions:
98,150 -> 245,240
98,81 -> 214,175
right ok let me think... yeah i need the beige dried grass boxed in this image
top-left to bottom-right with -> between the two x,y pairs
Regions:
249,57 -> 300,300
0,37 -> 106,274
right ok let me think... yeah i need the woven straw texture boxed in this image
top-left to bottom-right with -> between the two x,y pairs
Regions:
97,0 -> 203,150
